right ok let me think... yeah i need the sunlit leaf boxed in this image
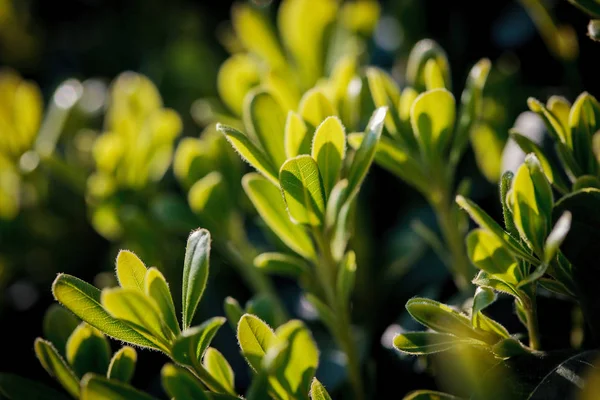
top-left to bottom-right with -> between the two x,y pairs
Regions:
203,348 -> 235,394
34,338 -> 79,398
66,323 -> 111,377
144,267 -> 180,336
107,346 -> 137,383
80,373 -> 157,400
43,304 -> 80,356
182,229 -> 211,329
237,314 -> 278,371
254,252 -> 309,278
393,332 -> 486,355
311,116 -> 346,196
172,317 -> 226,367
161,364 -> 210,400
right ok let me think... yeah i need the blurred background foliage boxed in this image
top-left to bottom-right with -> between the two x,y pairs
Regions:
0,0 -> 598,398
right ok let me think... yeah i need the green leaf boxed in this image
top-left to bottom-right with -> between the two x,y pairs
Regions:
115,250 -> 147,292
543,211 -> 571,264
284,111 -> 310,158
500,171 -> 519,238
569,92 -> 600,176
298,88 -> 337,128
101,288 -> 171,347
107,346 -> 137,383
470,123 -> 504,183
161,364 -> 210,400
80,373 -> 157,400
346,107 -> 387,198
182,229 -> 211,329
325,178 -> 349,229
410,88 -> 455,158
217,55 -> 260,116
188,171 -> 231,229
309,379 -> 332,400
491,338 -> 531,359
510,130 -> 569,193
0,373 -> 71,400
172,317 -> 226,367
472,287 -> 497,325
527,97 -> 569,144
405,298 -> 496,343
237,314 -> 278,371
336,250 -> 356,306
274,320 -> 319,398
567,0 -> 600,17
473,271 -> 522,300
403,390 -> 461,400
347,133 -> 427,193
232,3 -> 285,69
311,116 -> 346,196
455,196 -> 538,264
511,154 -> 554,255
144,267 -> 180,336
244,90 -> 287,168
393,332 -> 486,355
218,123 -> 279,185
224,297 -> 244,330
466,229 -> 521,285
52,274 -> 160,350
452,58 -> 491,162
66,323 -> 111,377
365,67 -> 401,136
43,304 -> 80,356
203,348 -> 235,394
34,338 -> 80,398
279,155 -> 326,226
406,39 -> 451,91
424,59 -> 446,90
243,173 -> 315,259
254,252 -> 309,278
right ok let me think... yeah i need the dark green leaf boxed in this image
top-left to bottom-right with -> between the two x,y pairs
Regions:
107,346 -> 137,383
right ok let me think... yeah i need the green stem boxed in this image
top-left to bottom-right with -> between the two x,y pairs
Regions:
312,228 -> 365,400
433,194 -> 473,292
219,239 -> 288,326
525,296 -> 541,350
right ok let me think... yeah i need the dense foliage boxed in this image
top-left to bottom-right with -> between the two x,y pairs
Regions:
1,0 -> 600,399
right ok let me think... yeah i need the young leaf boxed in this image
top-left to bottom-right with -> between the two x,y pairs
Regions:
298,88 -> 337,128
393,332 -> 486,355
237,314 -> 278,371
203,348 -> 235,394
217,54 -> 260,116
406,39 -> 451,91
80,373 -> 157,400
161,364 -> 210,400
346,107 -> 387,198
279,155 -> 326,226
410,88 -> 455,158
466,229 -> 521,285
224,297 -> 245,330
511,154 -> 553,255
366,67 -> 401,136
311,116 -> 346,196
244,90 -> 287,168
52,274 -> 160,350
274,320 -> 319,398
0,373 -> 70,400
34,338 -> 80,398
284,111 -> 310,158
115,250 -> 147,292
254,252 -> 309,278
43,304 -> 80,356
172,317 -> 226,367
144,267 -> 180,336
217,124 -> 279,185
107,346 -> 137,383
188,171 -> 231,228
243,173 -> 315,259
182,229 -> 211,329
455,196 -> 538,264
101,288 -> 171,346
500,171 -> 519,238
310,379 -> 333,400
66,323 -> 111,377
543,211 -> 571,264
472,287 -> 497,325
405,298 -> 496,343
424,59 -> 446,90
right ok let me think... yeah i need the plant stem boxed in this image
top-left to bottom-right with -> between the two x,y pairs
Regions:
433,194 -> 473,292
525,297 -> 541,350
219,239 -> 288,326
312,229 -> 365,400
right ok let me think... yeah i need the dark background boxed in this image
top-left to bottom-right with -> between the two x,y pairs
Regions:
0,0 -> 596,398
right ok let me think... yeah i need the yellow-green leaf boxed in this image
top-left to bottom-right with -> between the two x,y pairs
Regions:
161,364 -> 210,400
144,267 -> 180,336
35,338 -> 80,398
203,348 -> 235,394
410,89 -> 455,158
237,314 -> 278,371
254,252 -> 308,278
243,173 -> 315,259
172,317 -> 226,367
311,116 -> 346,196
298,88 -> 337,128
107,346 -> 137,383
65,323 -> 111,377
279,155 -> 326,226
81,373 -> 157,400
284,111 -> 310,158
115,250 -> 147,292
182,229 -> 211,329
310,379 -> 332,400
217,54 -> 260,116
52,274 -> 161,350
393,332 -> 486,355
466,229 -> 521,285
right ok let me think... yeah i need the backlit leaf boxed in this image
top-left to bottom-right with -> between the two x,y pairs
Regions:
34,338 -> 79,398
311,116 -> 346,196
203,348 -> 235,394
80,374 -> 157,400
237,314 -> 278,371
107,346 -> 137,383
182,229 -> 211,329
172,317 -> 226,367
144,267 -> 180,336
66,323 -> 111,377
393,332 -> 486,355
161,364 -> 210,400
